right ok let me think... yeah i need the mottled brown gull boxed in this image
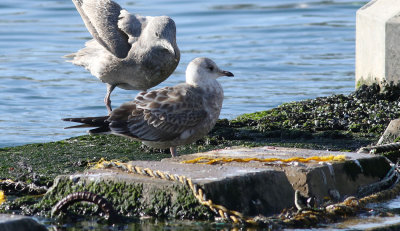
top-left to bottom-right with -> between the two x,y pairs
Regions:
62,57 -> 234,157
67,0 -> 180,113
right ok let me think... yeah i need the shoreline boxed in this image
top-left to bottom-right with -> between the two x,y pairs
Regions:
2,84 -> 400,185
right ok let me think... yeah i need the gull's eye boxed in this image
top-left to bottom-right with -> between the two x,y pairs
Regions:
208,66 -> 214,71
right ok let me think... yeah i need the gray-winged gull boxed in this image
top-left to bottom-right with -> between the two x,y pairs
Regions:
67,0 -> 180,113
63,57 -> 234,157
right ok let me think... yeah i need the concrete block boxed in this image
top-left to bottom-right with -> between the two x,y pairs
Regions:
177,147 -> 391,207
0,214 -> 47,231
356,0 -> 400,88
377,118 -> 400,145
41,146 -> 392,218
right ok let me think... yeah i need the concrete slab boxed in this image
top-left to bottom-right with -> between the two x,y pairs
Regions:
44,146 -> 392,218
0,214 -> 47,231
127,159 -> 294,215
377,119 -> 400,145
174,146 -> 391,206
355,0 -> 400,88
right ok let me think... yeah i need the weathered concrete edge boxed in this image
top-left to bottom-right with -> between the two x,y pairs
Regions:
32,155 -> 392,219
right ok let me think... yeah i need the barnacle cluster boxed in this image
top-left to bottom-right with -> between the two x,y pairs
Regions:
234,84 -> 400,136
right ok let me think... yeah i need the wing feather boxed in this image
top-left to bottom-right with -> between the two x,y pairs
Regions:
108,84 -> 207,141
72,0 -> 131,58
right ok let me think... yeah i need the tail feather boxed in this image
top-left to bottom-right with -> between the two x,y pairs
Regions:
64,124 -> 95,129
88,126 -> 111,134
62,116 -> 110,134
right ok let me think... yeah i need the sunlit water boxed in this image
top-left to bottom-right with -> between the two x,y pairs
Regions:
0,0 -> 367,147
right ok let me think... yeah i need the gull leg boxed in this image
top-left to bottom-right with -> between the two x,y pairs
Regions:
104,84 -> 116,114
170,147 -> 177,157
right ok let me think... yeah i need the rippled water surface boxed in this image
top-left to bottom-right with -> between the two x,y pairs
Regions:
0,0 -> 367,147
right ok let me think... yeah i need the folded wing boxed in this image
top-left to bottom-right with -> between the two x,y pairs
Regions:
108,85 -> 207,141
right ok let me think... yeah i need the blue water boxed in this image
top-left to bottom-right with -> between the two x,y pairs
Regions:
0,0 -> 367,147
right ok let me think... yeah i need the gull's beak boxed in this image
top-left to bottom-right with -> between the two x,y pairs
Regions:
158,39 -> 177,58
219,70 -> 234,77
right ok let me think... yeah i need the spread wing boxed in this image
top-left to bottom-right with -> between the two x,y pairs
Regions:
108,84 -> 207,141
72,0 -> 132,58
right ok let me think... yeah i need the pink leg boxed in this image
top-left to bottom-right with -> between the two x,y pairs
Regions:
104,84 -> 116,114
170,147 -> 177,157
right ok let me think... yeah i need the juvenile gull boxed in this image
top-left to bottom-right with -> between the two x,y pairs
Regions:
67,0 -> 180,113
63,57 -> 234,157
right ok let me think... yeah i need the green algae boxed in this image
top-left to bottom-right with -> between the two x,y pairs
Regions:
172,185 -> 213,220
1,173 -> 214,220
0,135 -> 170,185
28,176 -> 144,218
141,184 -> 211,219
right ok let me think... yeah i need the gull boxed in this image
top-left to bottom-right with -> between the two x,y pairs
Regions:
67,0 -> 180,113
63,57 -> 234,157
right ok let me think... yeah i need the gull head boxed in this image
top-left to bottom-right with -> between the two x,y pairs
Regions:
146,16 -> 179,61
186,57 -> 234,86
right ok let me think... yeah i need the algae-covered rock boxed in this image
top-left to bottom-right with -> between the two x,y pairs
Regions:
25,170 -> 213,220
234,83 -> 400,135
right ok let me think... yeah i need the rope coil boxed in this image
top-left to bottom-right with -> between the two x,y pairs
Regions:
0,190 -> 5,205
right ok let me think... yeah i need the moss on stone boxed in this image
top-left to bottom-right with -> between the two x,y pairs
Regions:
172,185 -> 213,220
7,172 -> 214,220
18,175 -> 144,218
0,194 -> 42,214
356,79 -> 365,89
139,184 -> 212,219
144,189 -> 172,217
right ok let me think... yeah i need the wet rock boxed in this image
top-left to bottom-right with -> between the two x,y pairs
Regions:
32,170 -> 213,219
0,214 -> 47,231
